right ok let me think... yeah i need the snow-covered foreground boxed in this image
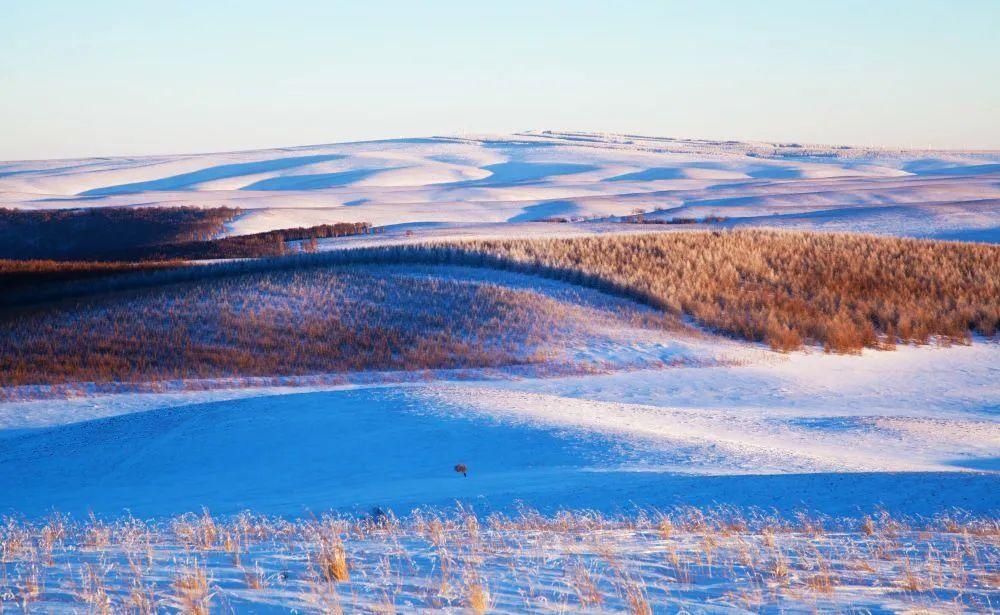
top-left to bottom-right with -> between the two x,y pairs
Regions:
1,509 -> 997,614
2,131 -> 998,241
1,339 -> 996,519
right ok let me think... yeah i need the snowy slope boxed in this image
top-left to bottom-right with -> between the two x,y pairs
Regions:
2,131 -> 998,241
0,132 -> 997,519
1,338 -> 996,519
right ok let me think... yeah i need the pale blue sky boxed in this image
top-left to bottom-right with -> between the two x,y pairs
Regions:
2,0 -> 998,160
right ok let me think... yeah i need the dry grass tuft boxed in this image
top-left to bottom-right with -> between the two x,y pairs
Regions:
568,562 -> 604,607
172,561 -> 212,615
77,563 -> 112,614
128,580 -> 158,614
242,562 -> 267,590
465,576 -> 490,614
312,522 -> 351,584
621,577 -> 652,615
83,517 -> 111,550
18,565 -> 43,611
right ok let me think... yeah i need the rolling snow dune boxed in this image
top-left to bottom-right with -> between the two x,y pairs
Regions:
2,131 -> 998,240
0,386 -> 996,519
0,336 -> 995,519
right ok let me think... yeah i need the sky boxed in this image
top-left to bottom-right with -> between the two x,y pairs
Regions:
1,0 -> 998,160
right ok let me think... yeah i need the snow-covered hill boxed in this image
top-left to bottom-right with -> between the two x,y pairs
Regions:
0,131 -> 996,526
1,333 -> 996,519
3,131 -> 998,241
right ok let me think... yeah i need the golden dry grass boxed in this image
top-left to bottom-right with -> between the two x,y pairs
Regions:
172,562 -> 211,614
317,538 -> 350,583
166,228 -> 992,354
440,230 -> 999,353
465,577 -> 490,614
2,229 -> 995,392
0,268 -> 608,387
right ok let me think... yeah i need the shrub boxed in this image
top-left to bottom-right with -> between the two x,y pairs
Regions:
0,206 -> 239,260
0,267 -> 612,386
432,230 -> 999,353
0,206 -> 371,261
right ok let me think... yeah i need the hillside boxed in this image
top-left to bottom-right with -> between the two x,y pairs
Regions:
0,135 -> 997,614
2,132 -> 998,242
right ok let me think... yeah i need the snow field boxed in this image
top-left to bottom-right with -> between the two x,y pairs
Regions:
2,131 -> 997,241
